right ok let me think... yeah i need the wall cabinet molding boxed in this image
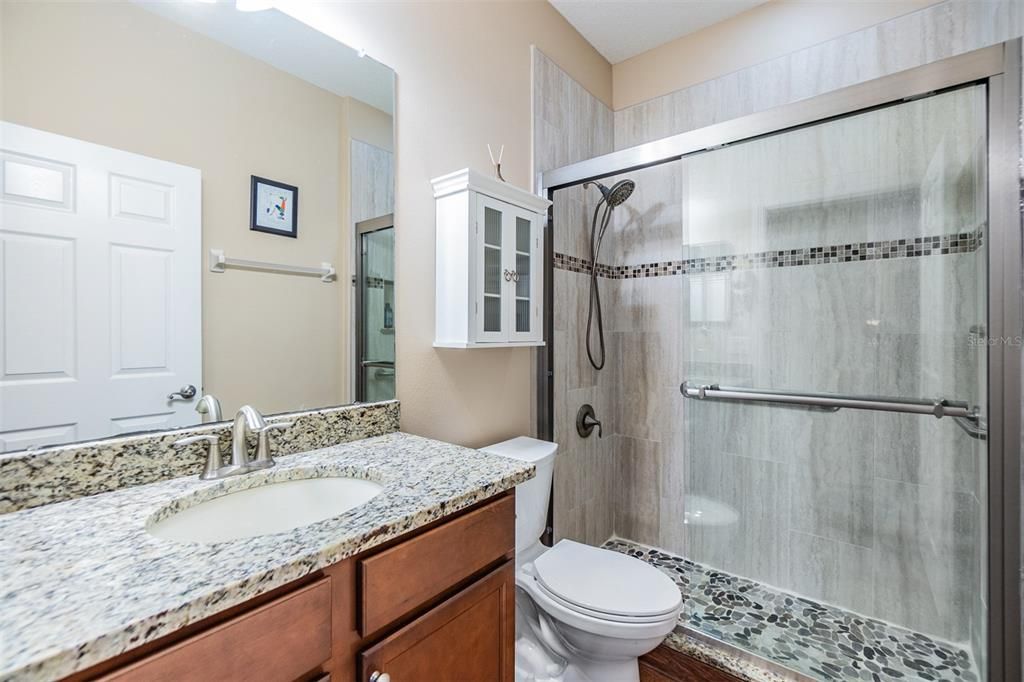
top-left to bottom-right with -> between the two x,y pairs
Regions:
432,169 -> 550,348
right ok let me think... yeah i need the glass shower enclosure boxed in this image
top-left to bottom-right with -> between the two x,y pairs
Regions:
356,215 -> 395,402
540,41 -> 1020,681
679,84 -> 987,680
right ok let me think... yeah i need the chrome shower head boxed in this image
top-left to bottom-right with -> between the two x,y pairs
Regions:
586,179 -> 635,208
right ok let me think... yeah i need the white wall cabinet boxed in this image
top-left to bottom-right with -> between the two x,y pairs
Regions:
432,169 -> 550,348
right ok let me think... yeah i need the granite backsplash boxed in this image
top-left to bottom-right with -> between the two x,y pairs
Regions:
0,400 -> 400,514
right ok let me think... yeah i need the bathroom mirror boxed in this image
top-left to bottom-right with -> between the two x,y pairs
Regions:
0,1 -> 396,452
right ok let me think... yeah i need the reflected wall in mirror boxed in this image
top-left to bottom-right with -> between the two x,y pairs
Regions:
0,1 -> 396,452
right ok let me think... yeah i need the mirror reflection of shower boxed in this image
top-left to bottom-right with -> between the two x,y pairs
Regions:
584,179 -> 635,370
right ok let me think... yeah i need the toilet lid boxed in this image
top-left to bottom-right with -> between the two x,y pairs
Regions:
532,540 -> 682,619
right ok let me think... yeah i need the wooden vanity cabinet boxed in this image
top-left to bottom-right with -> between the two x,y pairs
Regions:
360,562 -> 515,682
74,491 -> 516,682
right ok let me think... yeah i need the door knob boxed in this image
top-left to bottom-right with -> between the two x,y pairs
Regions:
167,384 -> 197,401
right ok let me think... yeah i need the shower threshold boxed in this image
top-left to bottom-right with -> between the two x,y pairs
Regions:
603,538 -> 978,682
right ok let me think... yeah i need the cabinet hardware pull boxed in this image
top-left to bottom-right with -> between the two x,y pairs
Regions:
503,269 -> 512,282
511,271 -> 520,282
369,672 -> 391,682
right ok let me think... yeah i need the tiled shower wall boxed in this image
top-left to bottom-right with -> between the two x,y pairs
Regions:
533,48 -> 618,547
613,1 -> 1023,151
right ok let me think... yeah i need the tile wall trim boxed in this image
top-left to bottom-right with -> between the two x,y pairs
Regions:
554,228 -> 984,279
0,400 -> 401,515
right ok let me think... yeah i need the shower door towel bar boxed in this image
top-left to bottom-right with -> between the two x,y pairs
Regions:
680,381 -> 980,421
208,249 -> 337,283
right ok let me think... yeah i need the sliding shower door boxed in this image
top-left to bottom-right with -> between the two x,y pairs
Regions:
356,216 -> 395,402
679,85 -> 988,678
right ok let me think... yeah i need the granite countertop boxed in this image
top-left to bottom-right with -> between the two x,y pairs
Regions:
0,432 -> 534,681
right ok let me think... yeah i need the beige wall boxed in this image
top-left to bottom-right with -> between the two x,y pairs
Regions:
612,0 -> 936,109
1,2 -> 393,417
280,0 -> 612,447
347,97 -> 395,153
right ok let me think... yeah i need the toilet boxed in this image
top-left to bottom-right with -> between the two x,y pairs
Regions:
481,437 -> 682,682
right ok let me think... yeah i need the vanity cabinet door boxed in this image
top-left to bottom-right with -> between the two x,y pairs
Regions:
359,561 -> 514,682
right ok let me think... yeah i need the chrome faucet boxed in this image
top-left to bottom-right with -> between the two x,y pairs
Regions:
225,405 -> 266,474
173,405 -> 294,480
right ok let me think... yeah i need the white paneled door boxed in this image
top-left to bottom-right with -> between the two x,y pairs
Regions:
0,122 -> 201,452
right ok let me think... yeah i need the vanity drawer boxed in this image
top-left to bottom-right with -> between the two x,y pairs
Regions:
359,494 -> 515,635
100,578 -> 331,682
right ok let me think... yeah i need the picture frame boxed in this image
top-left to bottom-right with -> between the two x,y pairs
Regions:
250,175 -> 298,238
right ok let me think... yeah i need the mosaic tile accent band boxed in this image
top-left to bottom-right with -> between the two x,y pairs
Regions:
364,276 -> 392,289
554,229 -> 984,279
603,538 -> 978,682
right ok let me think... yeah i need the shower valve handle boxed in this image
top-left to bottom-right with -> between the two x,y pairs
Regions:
576,404 -> 602,439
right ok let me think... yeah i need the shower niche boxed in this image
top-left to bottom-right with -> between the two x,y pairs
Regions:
432,168 -> 549,348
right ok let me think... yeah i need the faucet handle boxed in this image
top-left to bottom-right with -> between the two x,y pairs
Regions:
174,434 -> 222,480
251,421 -> 294,468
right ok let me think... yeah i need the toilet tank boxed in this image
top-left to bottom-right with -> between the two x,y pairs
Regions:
479,437 -> 558,560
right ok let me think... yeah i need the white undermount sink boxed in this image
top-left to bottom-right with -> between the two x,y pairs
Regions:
147,477 -> 383,544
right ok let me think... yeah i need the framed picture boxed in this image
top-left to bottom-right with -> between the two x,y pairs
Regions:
250,175 -> 298,238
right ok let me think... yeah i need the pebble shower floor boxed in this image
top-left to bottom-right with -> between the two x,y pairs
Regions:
603,539 -> 978,681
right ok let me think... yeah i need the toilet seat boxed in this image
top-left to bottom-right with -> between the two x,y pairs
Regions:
532,540 -> 682,621
517,540 -> 682,641
533,580 -> 678,624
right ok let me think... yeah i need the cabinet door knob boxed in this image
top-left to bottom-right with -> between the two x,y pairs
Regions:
369,672 -> 391,682
503,269 -> 512,282
511,270 -> 520,282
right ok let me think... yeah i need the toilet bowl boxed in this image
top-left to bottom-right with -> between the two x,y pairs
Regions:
480,437 -> 682,682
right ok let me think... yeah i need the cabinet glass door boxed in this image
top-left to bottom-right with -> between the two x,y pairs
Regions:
477,199 -> 507,341
508,211 -> 540,341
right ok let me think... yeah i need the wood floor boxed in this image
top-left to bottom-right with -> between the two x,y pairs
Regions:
639,645 -> 743,682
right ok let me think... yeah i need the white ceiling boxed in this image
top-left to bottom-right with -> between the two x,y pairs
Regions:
136,1 -> 394,114
549,0 -> 771,64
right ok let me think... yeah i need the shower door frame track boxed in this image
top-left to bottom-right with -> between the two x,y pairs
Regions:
536,39 -> 1022,682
